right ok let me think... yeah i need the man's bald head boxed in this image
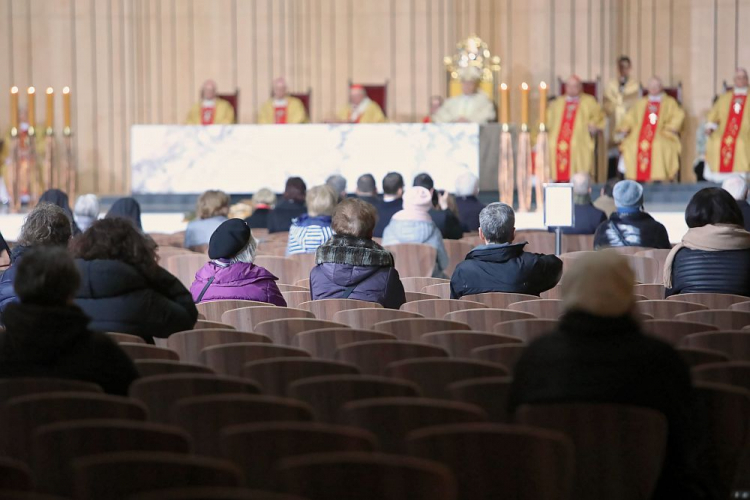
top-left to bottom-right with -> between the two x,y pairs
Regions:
572,172 -> 591,196
565,76 -> 582,97
201,80 -> 218,100
350,86 -> 367,106
647,77 -> 663,96
735,68 -> 749,89
272,77 -> 288,99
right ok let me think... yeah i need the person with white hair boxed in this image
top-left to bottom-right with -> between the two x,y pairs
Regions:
454,172 -> 485,232
73,194 -> 100,233
335,85 -> 386,123
548,173 -> 606,235
721,175 -> 750,230
185,79 -> 235,125
432,66 -> 496,124
258,77 -> 309,124
705,68 -> 750,180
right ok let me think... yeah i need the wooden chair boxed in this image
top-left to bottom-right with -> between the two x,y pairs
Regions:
373,318 -> 471,342
118,343 -> 180,362
692,362 -> 750,391
460,292 -> 540,309
106,332 -> 146,344
401,299 -> 487,320
442,240 -> 474,278
299,299 -> 383,321
447,377 -> 514,422
407,422 -> 575,500
220,422 -> 377,489
420,331 -> 522,358
676,347 -> 731,367
201,343 -> 310,377
194,320 -> 236,330
129,374 -> 261,423
471,345 -> 527,373
682,332 -> 750,361
405,291 -> 440,302
0,379 -> 102,406
276,284 -> 309,293
281,290 -> 313,309
72,451 -> 243,500
633,284 -> 666,300
253,319 -> 349,346
400,277 -> 450,293
0,393 -> 147,462
274,451 -> 456,500
493,319 -> 559,342
622,255 -> 660,284
164,254 -> 208,289
635,249 -> 671,281
135,360 -> 215,378
295,278 -> 310,288
383,358 -> 508,399
508,300 -> 562,320
293,328 -> 397,359
674,310 -> 750,331
517,403 -> 667,500
421,283 -> 452,299
167,329 -> 271,365
335,340 -> 449,376
602,246 -> 655,256
516,230 -> 556,255
339,397 -> 487,452
129,488 -> 307,500
444,308 -> 534,331
31,420 -> 191,497
253,256 -> 301,285
221,306 -> 314,331
196,300 -> 270,322
642,319 -> 719,345
332,309 -> 423,329
541,284 -> 562,299
563,233 -> 594,252
668,293 -> 750,310
287,375 -> 421,422
171,394 -> 314,457
635,300 -> 708,320
385,244 -> 438,277
0,457 -> 32,492
241,358 -> 360,396
288,252 -> 317,283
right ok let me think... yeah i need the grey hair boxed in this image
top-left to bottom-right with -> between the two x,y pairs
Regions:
722,175 -> 749,201
228,235 -> 258,264
479,202 -> 515,244
571,173 -> 591,196
454,172 -> 479,197
326,174 -> 347,198
73,194 -> 100,218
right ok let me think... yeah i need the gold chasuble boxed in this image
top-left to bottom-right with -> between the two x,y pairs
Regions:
336,98 -> 387,124
258,96 -> 309,124
617,94 -> 685,181
546,94 -> 605,181
185,98 -> 235,125
706,90 -> 750,174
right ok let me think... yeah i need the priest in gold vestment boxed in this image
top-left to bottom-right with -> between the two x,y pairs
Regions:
617,77 -> 685,181
705,68 -> 750,180
335,85 -> 387,123
432,66 -> 496,124
258,78 -> 309,124
547,76 -> 606,182
604,56 -> 641,133
185,80 -> 235,125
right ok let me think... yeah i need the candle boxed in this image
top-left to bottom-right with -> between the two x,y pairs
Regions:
521,82 -> 529,126
46,87 -> 54,130
27,87 -> 35,130
539,81 -> 548,125
10,86 -> 18,130
63,86 -> 71,130
500,83 -> 509,124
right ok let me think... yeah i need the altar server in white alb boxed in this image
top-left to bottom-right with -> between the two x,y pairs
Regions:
432,66 -> 496,124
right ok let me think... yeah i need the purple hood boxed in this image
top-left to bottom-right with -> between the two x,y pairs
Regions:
190,261 -> 287,306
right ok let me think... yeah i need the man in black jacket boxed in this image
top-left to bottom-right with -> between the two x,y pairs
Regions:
548,173 -> 606,235
373,172 -> 404,238
722,175 -> 750,231
450,202 -> 562,298
413,173 -> 463,240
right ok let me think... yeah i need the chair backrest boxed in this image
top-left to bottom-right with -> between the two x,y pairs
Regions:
515,230 -> 556,255
253,256 -> 302,285
276,284 -> 309,293
635,299 -> 708,321
732,301 -> 750,312
442,240 -> 474,278
674,310 -> 750,331
421,283 -> 452,299
332,309 -> 423,329
401,299 -> 487,319
507,299 -> 563,320
166,329 -> 271,364
373,318 -> 471,342
201,343 -> 311,377
447,376 -> 514,422
164,254 -> 208,289
171,394 -> 315,456
253,319 -> 349,346
288,252 -> 317,280
349,81 -> 389,116
385,244 -> 438,277
118,343 -> 180,362
676,347 -> 731,367
405,291 -> 441,302
471,345 -> 528,373
623,255 -> 660,284
602,246 -> 654,256
460,292 -> 540,309
287,374 -> 421,422
299,299 -> 383,321
0,457 -> 32,492
493,318 -> 559,342
407,422 -> 575,500
444,308 -> 534,331
517,403 -> 667,500
334,340 -> 449,376
194,320 -> 236,330
634,249 -> 671,280
221,306 -> 314,331
106,332 -> 146,344
220,421 -> 376,489
383,358 -> 508,399
217,90 -> 240,122
668,293 -> 750,310
400,277 -> 450,293
0,378 -> 102,406
196,300 -> 270,322
692,362 -> 750,391
73,451 -> 243,500
642,319 -> 719,344
241,358 -> 360,396
563,233 -> 594,252
293,328 -> 397,359
129,374 -> 261,423
295,278 -> 311,288
682,331 -> 750,361
134,360 -> 215,378
557,77 -> 601,99
420,331 -> 522,358
281,290 -> 313,309
633,283 -> 666,300
289,88 -> 312,117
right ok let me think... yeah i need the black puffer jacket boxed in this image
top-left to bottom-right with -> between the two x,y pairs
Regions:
74,259 -> 198,343
666,247 -> 750,297
593,211 -> 671,249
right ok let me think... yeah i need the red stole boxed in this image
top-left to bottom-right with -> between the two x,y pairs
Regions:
720,94 -> 747,172
635,101 -> 661,181
274,105 -> 288,124
422,116 -> 431,123
555,100 -> 579,181
201,106 -> 216,125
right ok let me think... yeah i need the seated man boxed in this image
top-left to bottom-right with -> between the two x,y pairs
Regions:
548,173 -> 606,235
185,79 -> 235,125
454,172 -> 485,232
721,175 -> 750,231
373,172 -> 404,238
355,174 -> 379,207
413,173 -> 463,240
325,174 -> 347,203
336,85 -> 386,124
258,77 -> 309,124
450,203 -> 562,298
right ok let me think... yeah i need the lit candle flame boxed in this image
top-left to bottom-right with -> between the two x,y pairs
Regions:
521,82 -> 529,90
540,81 -> 547,89
46,87 -> 54,95
11,86 -> 18,94
28,87 -> 35,94
63,86 -> 70,94
500,83 -> 508,90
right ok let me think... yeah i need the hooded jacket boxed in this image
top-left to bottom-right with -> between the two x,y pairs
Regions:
39,189 -> 81,235
593,210 -> 671,249
310,235 -> 406,309
666,246 -> 750,297
105,198 -> 143,231
450,242 -> 562,299
190,260 -> 287,306
0,303 -> 139,395
0,246 -> 29,316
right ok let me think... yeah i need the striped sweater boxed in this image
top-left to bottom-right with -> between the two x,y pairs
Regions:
286,214 -> 334,255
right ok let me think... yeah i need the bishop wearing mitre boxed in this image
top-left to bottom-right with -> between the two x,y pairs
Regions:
335,85 -> 387,123
258,77 -> 309,124
432,66 -> 496,124
705,68 -> 750,180
185,80 -> 235,125
617,77 -> 685,181
547,76 -> 606,181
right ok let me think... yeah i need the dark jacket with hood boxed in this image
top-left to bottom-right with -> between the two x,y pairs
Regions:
74,259 -> 198,343
455,195 -> 485,233
245,208 -> 270,229
310,235 -> 406,309
593,209 -> 671,249
0,302 -> 139,395
450,242 -> 562,299
373,198 -> 403,238
0,246 -> 31,317
105,198 -> 143,231
267,200 -> 306,233
666,246 -> 750,298
39,189 -> 81,235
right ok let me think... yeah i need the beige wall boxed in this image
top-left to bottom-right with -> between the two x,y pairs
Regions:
1,0 -> 749,194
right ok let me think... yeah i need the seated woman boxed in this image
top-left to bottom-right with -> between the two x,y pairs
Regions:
381,186 -> 449,278
665,187 -> 750,297
267,177 -> 307,233
191,219 -> 286,306
0,246 -> 139,395
245,188 -> 276,229
310,198 -> 405,309
70,218 -> 198,343
286,185 -> 337,256
106,197 -> 144,231
184,190 -> 230,250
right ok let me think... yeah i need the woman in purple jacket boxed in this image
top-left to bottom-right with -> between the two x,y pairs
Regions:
190,219 -> 287,306
310,198 -> 405,309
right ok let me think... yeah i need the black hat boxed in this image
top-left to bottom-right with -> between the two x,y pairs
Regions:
208,219 -> 251,259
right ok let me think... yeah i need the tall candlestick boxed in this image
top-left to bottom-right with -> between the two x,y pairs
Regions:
500,83 -> 509,124
539,81 -> 548,126
63,86 -> 71,130
521,82 -> 529,126
10,87 -> 19,131
46,87 -> 54,131
27,87 -> 36,131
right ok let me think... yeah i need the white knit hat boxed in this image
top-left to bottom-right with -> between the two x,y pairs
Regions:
561,251 -> 636,318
